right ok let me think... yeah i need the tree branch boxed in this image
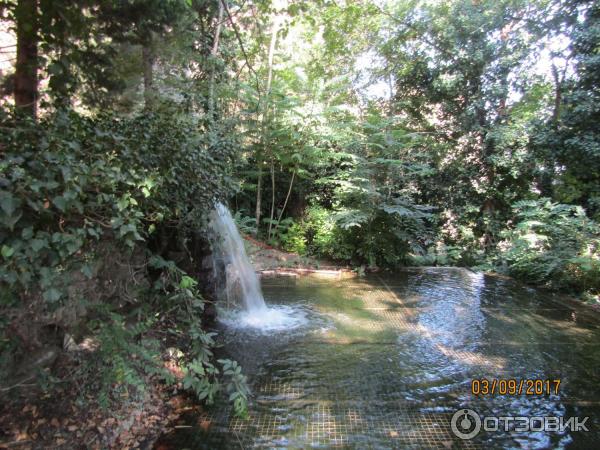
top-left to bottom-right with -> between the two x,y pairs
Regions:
219,0 -> 260,93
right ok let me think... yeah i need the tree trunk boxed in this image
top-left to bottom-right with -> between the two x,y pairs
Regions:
274,168 -> 296,232
255,17 -> 281,237
267,158 -> 276,240
481,198 -> 496,251
208,1 -> 224,121
14,0 -> 38,118
255,165 -> 263,236
551,63 -> 562,124
264,18 -> 279,103
143,39 -> 155,109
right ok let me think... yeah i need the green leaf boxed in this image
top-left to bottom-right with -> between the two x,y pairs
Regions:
179,275 -> 197,289
197,389 -> 209,400
0,192 -> 20,216
21,227 -> 33,240
31,239 -> 47,252
117,195 -> 129,211
1,245 -> 14,258
182,375 -> 193,390
52,195 -> 67,212
81,264 -> 94,279
48,61 -> 63,75
66,239 -> 81,254
1,209 -> 22,231
111,217 -> 124,228
43,288 -> 61,302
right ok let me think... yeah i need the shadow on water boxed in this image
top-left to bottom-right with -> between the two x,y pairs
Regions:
155,268 -> 600,449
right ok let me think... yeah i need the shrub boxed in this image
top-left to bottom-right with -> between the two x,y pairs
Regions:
0,107 -> 248,413
277,219 -> 307,255
301,205 -> 350,260
292,201 -> 434,268
497,199 -> 600,295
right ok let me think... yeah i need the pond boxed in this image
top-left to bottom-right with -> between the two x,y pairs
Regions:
156,268 -> 600,449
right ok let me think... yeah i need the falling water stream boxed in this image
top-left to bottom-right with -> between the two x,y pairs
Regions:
209,203 -> 308,331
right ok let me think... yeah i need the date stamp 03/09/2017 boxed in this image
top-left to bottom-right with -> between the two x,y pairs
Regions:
471,378 -> 561,396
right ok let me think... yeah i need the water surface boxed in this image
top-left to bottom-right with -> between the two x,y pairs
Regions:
156,268 -> 600,449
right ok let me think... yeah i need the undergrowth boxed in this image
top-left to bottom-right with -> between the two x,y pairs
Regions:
0,107 -> 248,416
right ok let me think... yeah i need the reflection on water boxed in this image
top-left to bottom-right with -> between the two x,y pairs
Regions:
156,268 -> 600,449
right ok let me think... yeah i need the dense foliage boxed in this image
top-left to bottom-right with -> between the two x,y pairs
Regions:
0,105 -> 249,412
0,0 -> 599,428
1,0 -> 251,416
497,199 -> 600,296
231,0 -> 600,302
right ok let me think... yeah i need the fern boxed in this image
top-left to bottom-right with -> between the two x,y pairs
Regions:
498,198 -> 600,293
333,209 -> 370,229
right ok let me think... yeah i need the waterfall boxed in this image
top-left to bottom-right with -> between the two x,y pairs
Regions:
209,202 -> 308,331
209,202 -> 267,313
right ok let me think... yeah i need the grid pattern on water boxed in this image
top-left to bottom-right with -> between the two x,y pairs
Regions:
159,271 -> 600,449
221,405 -> 481,449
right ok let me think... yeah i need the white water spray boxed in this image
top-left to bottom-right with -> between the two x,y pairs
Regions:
210,203 -> 267,312
209,203 -> 307,331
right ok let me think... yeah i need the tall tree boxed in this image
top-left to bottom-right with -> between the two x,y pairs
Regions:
255,13 -> 282,237
14,0 -> 37,117
378,0 -> 541,249
545,1 -> 600,217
